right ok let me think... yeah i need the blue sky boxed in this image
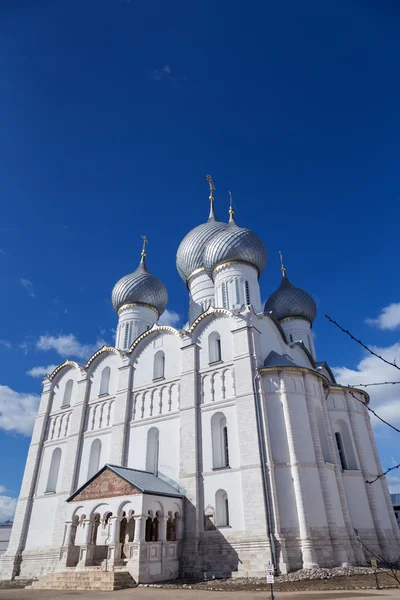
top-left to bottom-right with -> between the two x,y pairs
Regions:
1,0 -> 400,519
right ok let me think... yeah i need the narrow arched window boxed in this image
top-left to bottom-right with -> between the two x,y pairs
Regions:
208,332 -> 222,364
146,427 -> 159,474
99,366 -> 111,396
335,420 -> 358,470
87,438 -> 102,479
46,447 -> 62,493
289,334 -> 293,343
62,379 -> 73,408
316,406 -> 331,462
245,281 -> 250,305
335,432 -> 347,470
211,412 -> 230,469
153,351 -> 165,380
216,489 -> 229,527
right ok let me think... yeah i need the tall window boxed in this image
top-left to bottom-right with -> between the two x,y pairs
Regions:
46,447 -> 62,492
62,379 -> 73,408
124,323 -> 130,349
335,432 -> 347,470
208,332 -> 222,364
153,351 -> 165,380
87,438 -> 102,479
99,366 -> 111,396
216,489 -> 230,527
211,412 -> 230,469
245,281 -> 250,305
146,427 -> 159,474
222,282 -> 227,308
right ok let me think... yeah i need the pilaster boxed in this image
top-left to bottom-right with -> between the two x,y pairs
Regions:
109,357 -> 134,465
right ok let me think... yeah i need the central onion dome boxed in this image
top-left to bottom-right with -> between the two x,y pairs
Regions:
176,204 -> 227,282
112,252 -> 168,315
203,211 -> 267,279
264,269 -> 317,324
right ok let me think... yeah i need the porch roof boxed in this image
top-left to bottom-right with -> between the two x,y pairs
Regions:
67,464 -> 183,502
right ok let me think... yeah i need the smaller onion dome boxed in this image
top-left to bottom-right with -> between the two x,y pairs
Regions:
112,247 -> 168,315
203,208 -> 267,279
264,258 -> 316,324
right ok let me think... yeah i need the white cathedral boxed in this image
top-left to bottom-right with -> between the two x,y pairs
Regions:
1,178 -> 399,586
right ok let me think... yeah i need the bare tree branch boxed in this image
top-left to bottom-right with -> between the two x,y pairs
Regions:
366,463 -> 400,484
325,315 -> 400,371
348,389 -> 400,434
347,381 -> 400,388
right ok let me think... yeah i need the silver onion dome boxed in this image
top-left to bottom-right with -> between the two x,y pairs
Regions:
176,202 -> 227,282
112,254 -> 168,315
264,274 -> 317,323
203,214 -> 267,279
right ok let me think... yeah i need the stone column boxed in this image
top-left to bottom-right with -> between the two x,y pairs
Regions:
134,516 -> 146,542
109,357 -> 134,465
344,390 -> 392,557
63,521 -> 73,547
158,517 -> 168,541
280,374 -> 319,568
303,373 -> 349,565
318,382 -> 361,564
0,380 -> 54,580
175,516 -> 183,541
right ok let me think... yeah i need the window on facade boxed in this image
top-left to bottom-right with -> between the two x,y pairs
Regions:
208,331 -> 222,364
216,489 -> 230,527
46,447 -> 62,493
335,432 -> 347,470
289,334 -> 293,343
153,351 -> 165,380
124,323 -> 130,349
87,438 -> 102,480
316,406 -> 331,462
245,281 -> 250,305
62,379 -> 73,408
99,366 -> 111,396
211,412 -> 230,469
146,427 -> 159,474
335,420 -> 358,470
221,282 -> 227,308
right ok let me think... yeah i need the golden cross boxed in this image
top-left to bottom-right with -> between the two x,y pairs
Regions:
206,174 -> 215,200
141,235 -> 148,257
228,191 -> 234,219
279,250 -> 286,277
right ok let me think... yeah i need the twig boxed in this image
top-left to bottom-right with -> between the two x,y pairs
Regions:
348,390 -> 400,434
366,463 -> 400,484
348,381 -> 400,388
325,315 -> 400,371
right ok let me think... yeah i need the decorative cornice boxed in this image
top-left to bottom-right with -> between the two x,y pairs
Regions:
186,267 -> 206,286
49,360 -> 84,381
259,364 -> 329,385
186,304 -> 234,334
328,384 -> 370,403
117,302 -> 159,317
279,315 -> 312,325
128,323 -> 181,353
212,260 -> 259,279
86,346 -> 122,369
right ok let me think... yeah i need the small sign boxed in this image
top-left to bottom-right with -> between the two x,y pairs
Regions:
266,574 -> 274,584
371,557 -> 377,571
265,563 -> 274,573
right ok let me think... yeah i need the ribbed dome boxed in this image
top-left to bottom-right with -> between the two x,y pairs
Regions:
264,275 -> 317,323
176,208 -> 227,282
203,218 -> 267,279
112,256 -> 168,315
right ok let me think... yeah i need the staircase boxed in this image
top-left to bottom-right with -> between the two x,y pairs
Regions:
27,568 -> 136,591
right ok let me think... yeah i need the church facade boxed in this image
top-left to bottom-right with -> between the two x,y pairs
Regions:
1,179 -> 399,583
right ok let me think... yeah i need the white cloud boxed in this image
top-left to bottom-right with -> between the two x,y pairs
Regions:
20,278 -> 36,298
0,495 -> 17,522
26,365 -> 57,378
0,385 -> 40,435
366,303 -> 400,331
36,334 -> 107,361
332,341 -> 400,428
150,65 -> 172,81
158,309 -> 181,328
387,473 -> 400,494
0,340 -> 11,349
0,485 -> 9,493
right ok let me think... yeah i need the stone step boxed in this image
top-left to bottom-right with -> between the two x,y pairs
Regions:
28,570 -> 136,591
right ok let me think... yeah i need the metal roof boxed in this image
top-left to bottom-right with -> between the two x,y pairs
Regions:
264,275 -> 317,324
263,350 -> 299,368
67,464 -> 183,502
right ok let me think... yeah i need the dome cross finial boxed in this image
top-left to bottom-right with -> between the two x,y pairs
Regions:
279,250 -> 287,278
206,174 -> 216,221
228,191 -> 235,222
141,235 -> 148,259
